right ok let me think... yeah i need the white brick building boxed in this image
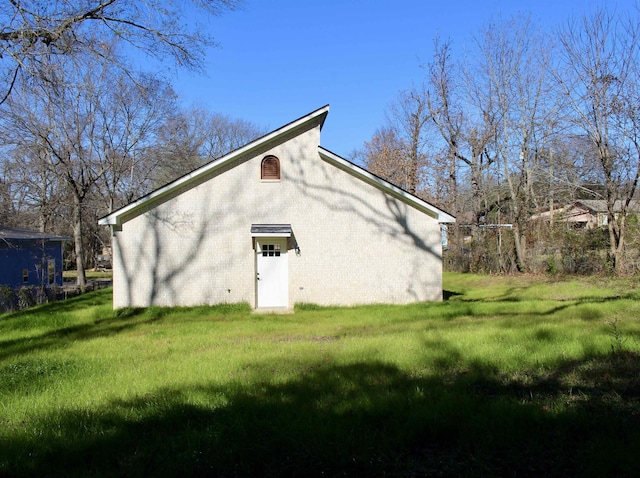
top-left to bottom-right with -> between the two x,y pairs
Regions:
99,106 -> 455,310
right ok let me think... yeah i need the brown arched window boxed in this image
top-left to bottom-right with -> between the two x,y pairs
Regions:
261,155 -> 280,180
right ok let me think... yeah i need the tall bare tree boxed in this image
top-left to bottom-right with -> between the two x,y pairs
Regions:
555,9 -> 640,273
0,0 -> 243,287
3,143 -> 65,232
426,38 -> 463,216
0,0 -> 239,103
152,107 -> 265,186
426,36 -> 498,256
0,173 -> 13,225
385,86 -> 432,194
95,72 -> 179,213
352,84 -> 440,202
1,53 -> 174,289
476,14 -> 555,271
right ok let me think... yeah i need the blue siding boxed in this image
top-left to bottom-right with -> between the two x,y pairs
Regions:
0,241 -> 65,288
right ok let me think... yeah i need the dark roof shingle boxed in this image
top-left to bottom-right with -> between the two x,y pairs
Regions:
0,226 -> 71,242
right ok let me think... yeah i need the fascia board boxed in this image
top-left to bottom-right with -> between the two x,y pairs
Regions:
250,224 -> 293,237
318,147 -> 456,224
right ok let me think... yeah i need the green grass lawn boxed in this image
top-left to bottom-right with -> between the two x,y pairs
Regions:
1,272 -> 640,477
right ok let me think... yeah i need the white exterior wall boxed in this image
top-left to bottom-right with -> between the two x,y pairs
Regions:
111,122 -> 443,308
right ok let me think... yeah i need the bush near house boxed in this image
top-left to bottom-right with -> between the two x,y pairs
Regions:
0,285 -> 64,311
1,273 -> 639,477
0,269 -> 113,312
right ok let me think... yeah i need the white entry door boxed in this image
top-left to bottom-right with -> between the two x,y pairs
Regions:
256,238 -> 289,308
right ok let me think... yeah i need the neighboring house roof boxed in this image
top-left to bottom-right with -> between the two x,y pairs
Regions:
99,105 -> 455,226
0,226 -> 71,243
573,199 -> 640,213
531,199 -> 640,221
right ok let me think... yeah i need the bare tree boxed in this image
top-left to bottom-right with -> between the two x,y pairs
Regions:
0,0 -> 240,103
555,9 -> 640,273
202,112 -> 266,160
354,126 -> 412,190
0,174 -> 13,225
426,36 -> 498,265
426,38 -> 463,216
4,143 -> 65,232
352,83 -> 441,203
476,14 -> 555,271
152,107 -> 265,186
1,53 -> 157,289
385,86 -> 432,195
543,134 -> 604,203
95,72 -> 179,212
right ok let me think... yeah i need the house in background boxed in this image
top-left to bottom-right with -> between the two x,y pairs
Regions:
99,106 -> 455,310
532,200 -> 640,229
0,226 -> 71,288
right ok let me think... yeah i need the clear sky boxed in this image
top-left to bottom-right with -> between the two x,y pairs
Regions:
171,0 -> 638,158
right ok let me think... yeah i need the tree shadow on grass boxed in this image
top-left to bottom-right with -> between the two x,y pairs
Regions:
0,308 -> 159,361
3,352 -> 640,477
0,292 -> 251,362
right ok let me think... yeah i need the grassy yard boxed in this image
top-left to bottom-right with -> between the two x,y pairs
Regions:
1,273 -> 640,477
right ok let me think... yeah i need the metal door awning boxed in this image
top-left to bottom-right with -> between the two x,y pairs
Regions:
251,224 -> 292,237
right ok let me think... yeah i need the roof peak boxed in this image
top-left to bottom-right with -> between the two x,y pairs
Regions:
98,105 -> 455,226
99,106 -> 330,226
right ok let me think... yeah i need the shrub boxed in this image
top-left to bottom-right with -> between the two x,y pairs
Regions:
0,286 -> 18,312
560,228 -> 610,274
545,255 -> 557,275
0,286 -> 68,313
17,287 -> 37,309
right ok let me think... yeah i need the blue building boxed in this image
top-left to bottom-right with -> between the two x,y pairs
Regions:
0,226 -> 71,288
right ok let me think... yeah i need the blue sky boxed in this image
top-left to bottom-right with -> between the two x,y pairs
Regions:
171,0 -> 638,157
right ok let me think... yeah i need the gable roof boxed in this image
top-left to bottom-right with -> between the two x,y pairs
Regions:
0,226 -> 71,243
99,105 -> 455,226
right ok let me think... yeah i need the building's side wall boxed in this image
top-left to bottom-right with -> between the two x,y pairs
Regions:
112,123 -> 443,308
0,242 -> 64,288
287,158 -> 443,305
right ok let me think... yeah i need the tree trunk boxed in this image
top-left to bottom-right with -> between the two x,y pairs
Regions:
448,148 -> 464,266
72,194 -> 87,291
512,221 -> 527,273
470,162 -> 483,239
608,212 -> 626,274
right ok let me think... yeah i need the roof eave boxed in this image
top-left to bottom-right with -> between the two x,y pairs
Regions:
0,226 -> 73,242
